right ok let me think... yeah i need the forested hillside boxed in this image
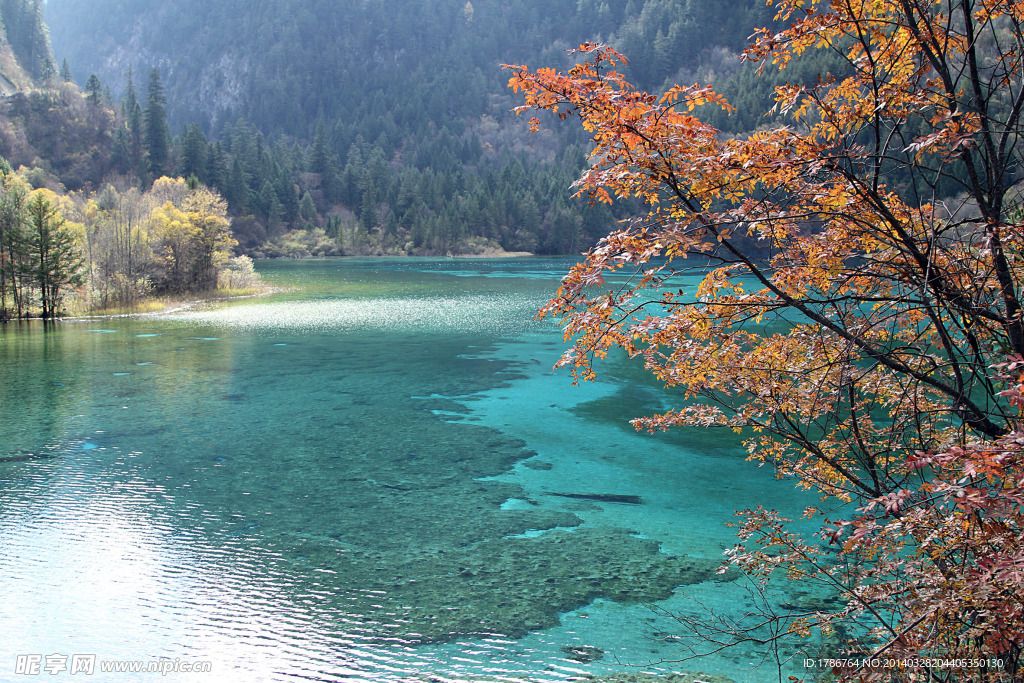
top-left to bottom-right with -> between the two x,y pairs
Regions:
0,1 -> 261,320
47,0 -> 770,134
0,0 -> 52,89
43,0 -> 777,255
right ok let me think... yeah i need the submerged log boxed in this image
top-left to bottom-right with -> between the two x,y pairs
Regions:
0,451 -> 59,464
547,492 -> 643,505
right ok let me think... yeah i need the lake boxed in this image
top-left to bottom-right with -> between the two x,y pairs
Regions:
0,258 -> 826,682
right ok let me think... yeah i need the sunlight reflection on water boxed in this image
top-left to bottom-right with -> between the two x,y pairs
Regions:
156,295 -> 544,336
0,456 -> 462,682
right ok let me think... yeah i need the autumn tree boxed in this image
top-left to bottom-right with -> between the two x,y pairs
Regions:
148,179 -> 235,293
181,185 -> 235,290
508,0 -> 1024,679
148,201 -> 190,291
85,185 -> 154,308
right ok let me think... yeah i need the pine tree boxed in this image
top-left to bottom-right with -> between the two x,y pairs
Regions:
275,172 -> 299,224
308,121 -> 338,204
84,74 -> 102,105
121,68 -> 145,181
25,193 -> 83,319
178,123 -> 208,181
27,0 -> 53,80
224,158 -> 250,212
1,0 -> 56,80
143,68 -> 171,179
0,179 -> 27,320
205,141 -> 227,189
299,191 -> 317,222
59,58 -> 71,82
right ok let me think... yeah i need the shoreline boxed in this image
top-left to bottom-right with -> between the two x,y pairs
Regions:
77,286 -> 282,319
448,250 -> 534,258
0,287 -> 281,324
4,252 -> 546,323
250,250 -> 539,260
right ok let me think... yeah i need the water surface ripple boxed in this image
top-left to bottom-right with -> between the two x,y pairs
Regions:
0,258 -> 827,682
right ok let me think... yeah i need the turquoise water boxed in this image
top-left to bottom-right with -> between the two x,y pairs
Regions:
0,258 -> 829,682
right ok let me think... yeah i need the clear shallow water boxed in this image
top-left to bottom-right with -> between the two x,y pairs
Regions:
0,258 -> 830,682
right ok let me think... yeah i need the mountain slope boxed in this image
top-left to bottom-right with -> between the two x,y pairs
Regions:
0,27 -> 31,96
0,0 -> 117,191
0,0 -> 53,94
41,0 -> 775,254
46,0 -> 770,135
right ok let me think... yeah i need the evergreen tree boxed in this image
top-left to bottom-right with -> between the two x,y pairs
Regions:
205,141 -> 227,189
84,74 -> 102,105
308,121 -> 338,205
59,58 -> 71,82
178,123 -> 208,181
0,179 -> 27,320
257,179 -> 282,232
299,191 -> 316,222
111,127 -> 133,176
24,193 -> 84,319
120,68 -> 145,180
224,157 -> 250,212
359,189 -> 378,231
28,0 -> 53,79
143,68 -> 171,179
341,145 -> 364,208
275,172 -> 299,224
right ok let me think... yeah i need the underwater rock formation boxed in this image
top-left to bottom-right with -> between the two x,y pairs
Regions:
281,525 -> 731,642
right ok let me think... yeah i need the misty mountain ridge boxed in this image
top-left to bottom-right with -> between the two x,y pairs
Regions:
5,0 -> 782,256
46,0 -> 770,138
